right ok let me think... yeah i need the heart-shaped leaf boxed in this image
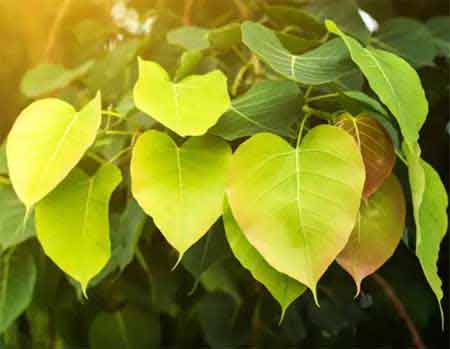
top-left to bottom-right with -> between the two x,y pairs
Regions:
326,21 -> 428,144
227,125 -> 365,301
336,113 -> 395,198
337,175 -> 405,294
0,247 -> 37,334
210,80 -> 301,140
35,163 -> 122,293
241,21 -> 357,86
133,59 -> 230,136
223,200 -> 306,320
131,130 -> 232,259
7,93 -> 101,208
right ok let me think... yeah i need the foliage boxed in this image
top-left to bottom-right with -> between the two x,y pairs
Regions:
0,0 -> 448,348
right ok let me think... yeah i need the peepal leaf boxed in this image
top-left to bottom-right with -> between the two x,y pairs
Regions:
7,94 -> 101,208
0,185 -> 35,250
131,131 -> 231,259
90,306 -> 160,349
427,16 -> 450,57
223,201 -> 306,320
374,18 -> 438,67
35,163 -> 122,293
336,113 -> 395,198
210,80 -> 301,140
337,175 -> 405,294
20,61 -> 94,98
241,21 -> 357,86
208,23 -> 242,50
417,161 -> 448,322
0,248 -> 37,333
167,26 -> 210,51
134,59 -> 230,136
326,21 -> 428,144
227,126 -> 365,301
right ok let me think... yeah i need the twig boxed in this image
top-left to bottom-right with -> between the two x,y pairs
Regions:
372,273 -> 426,349
183,0 -> 195,25
232,0 -> 251,19
45,0 -> 72,61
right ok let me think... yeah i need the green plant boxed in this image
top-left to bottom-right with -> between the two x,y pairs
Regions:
0,1 -> 448,348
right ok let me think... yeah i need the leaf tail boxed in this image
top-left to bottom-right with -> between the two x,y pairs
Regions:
171,252 -> 184,271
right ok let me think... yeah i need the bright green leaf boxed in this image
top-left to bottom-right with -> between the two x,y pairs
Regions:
337,175 -> 406,294
210,80 -> 301,140
167,26 -> 210,51
35,163 -> 122,293
0,247 -> 37,333
133,59 -> 230,136
241,21 -> 357,86
373,18 -> 438,67
223,200 -> 306,320
0,185 -> 35,250
326,20 -> 428,144
7,93 -> 102,208
20,61 -> 94,98
131,131 -> 232,258
227,125 -> 365,301
90,306 -> 160,349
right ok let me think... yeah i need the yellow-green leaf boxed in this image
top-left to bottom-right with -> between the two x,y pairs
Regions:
227,126 -> 365,301
326,20 -> 428,144
131,131 -> 232,259
35,163 -> 122,293
7,93 -> 102,208
223,200 -> 306,321
337,175 -> 406,294
133,59 -> 230,136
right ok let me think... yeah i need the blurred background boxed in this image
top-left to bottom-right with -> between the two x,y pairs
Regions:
0,0 -> 448,348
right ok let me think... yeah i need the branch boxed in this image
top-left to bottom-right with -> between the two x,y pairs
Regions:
45,0 -> 72,61
372,273 -> 426,349
183,0 -> 195,25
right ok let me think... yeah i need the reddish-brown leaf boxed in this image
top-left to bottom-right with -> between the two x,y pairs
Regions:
336,113 -> 395,199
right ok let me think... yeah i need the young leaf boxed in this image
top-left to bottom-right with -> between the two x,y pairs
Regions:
373,18 -> 438,67
167,26 -> 210,51
0,247 -> 37,334
227,126 -> 365,302
336,113 -> 395,198
241,21 -> 357,86
20,61 -> 94,98
326,21 -> 428,144
35,163 -> 122,293
133,59 -> 230,136
131,131 -> 232,260
90,306 -> 160,349
223,200 -> 306,320
416,161 -> 448,322
210,80 -> 301,140
337,175 -> 406,294
7,93 -> 102,208
0,185 -> 35,250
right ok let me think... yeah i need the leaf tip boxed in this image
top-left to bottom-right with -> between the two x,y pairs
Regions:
311,287 -> 320,308
171,252 -> 184,271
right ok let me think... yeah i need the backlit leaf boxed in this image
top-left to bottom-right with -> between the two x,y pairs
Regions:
241,21 -> 357,86
35,163 -> 122,293
326,21 -> 428,144
210,80 -> 301,140
131,131 -> 231,259
133,59 -> 230,136
373,18 -> 438,67
337,175 -> 405,294
0,185 -> 35,250
7,94 -> 102,208
227,126 -> 365,301
336,113 -> 395,198
223,200 -> 306,320
0,247 -> 37,333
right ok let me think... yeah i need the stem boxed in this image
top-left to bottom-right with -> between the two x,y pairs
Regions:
102,110 -> 123,119
102,130 -> 136,136
304,86 -> 314,100
306,93 -> 340,103
296,112 -> 310,148
231,64 -> 251,96
45,0 -> 72,60
395,149 -> 408,165
86,152 -> 106,165
183,0 -> 195,25
372,273 -> 426,349
302,105 -> 335,122
232,0 -> 251,19
109,146 -> 132,164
